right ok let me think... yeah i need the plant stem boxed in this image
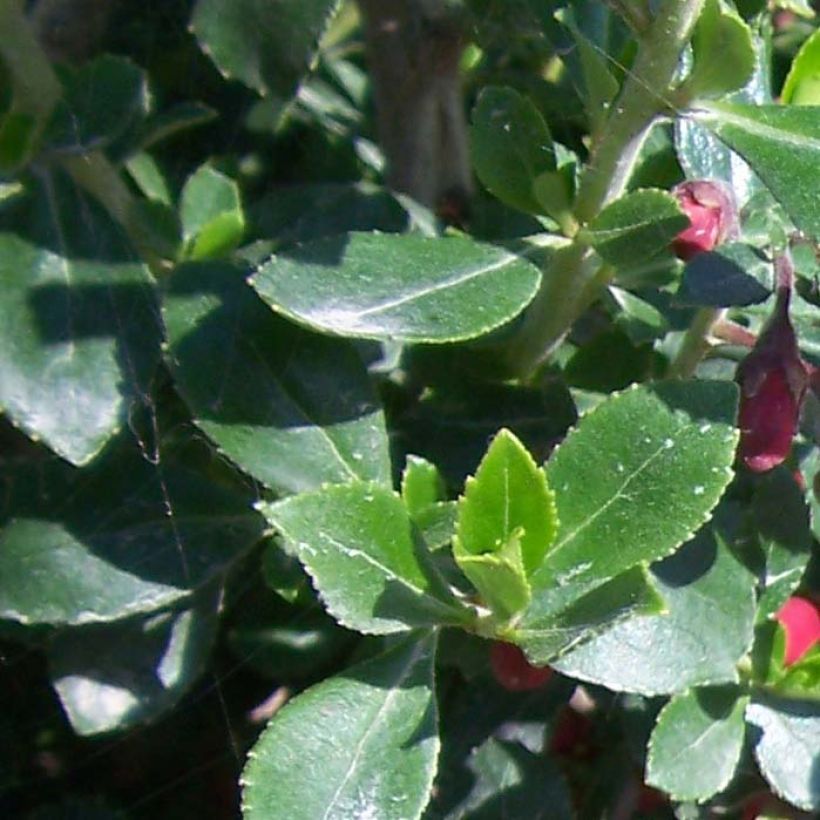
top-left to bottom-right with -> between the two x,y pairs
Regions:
510,0 -> 706,376
667,307 -> 726,378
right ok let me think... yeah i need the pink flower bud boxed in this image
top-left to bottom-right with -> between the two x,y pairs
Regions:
489,641 -> 552,691
775,595 -> 820,666
736,256 -> 809,472
671,180 -> 738,261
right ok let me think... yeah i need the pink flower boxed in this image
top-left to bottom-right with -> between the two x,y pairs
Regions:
775,595 -> 820,666
489,641 -> 552,691
736,255 -> 809,472
671,180 -> 737,260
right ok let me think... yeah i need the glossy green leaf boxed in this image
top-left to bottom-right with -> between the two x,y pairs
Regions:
676,244 -> 771,308
258,483 -> 470,635
0,448 -> 264,626
44,55 -> 148,152
516,565 -> 665,664
163,262 -> 390,493
579,189 -> 688,268
552,524 -> 757,695
531,381 -> 738,602
647,687 -> 748,801
242,632 -> 439,820
685,0 -> 755,99
751,468 -> 814,621
180,165 -> 245,259
782,27 -> 820,105
250,232 -> 542,343
747,697 -> 820,812
48,591 -> 219,735
470,86 -> 555,215
192,0 -> 340,103
455,430 -> 557,577
694,102 -> 820,238
0,174 -> 161,465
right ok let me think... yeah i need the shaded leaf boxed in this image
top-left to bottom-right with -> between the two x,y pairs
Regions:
470,86 -> 555,215
191,0 -> 340,104
163,261 -> 390,493
676,244 -> 771,307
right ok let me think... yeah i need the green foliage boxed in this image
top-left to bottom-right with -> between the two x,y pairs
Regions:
0,1 -> 817,817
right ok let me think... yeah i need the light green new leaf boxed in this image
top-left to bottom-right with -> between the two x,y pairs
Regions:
516,565 -> 665,665
250,232 -> 542,343
532,381 -> 738,599
782,27 -> 820,105
647,687 -> 748,802
747,697 -> 820,812
192,0 -> 340,104
552,524 -> 756,695
470,86 -> 556,215
455,429 -> 557,576
180,165 -> 245,259
684,0 -> 755,99
242,632 -> 439,820
402,455 -> 446,515
259,483 -> 470,635
693,102 -> 820,238
163,262 -> 390,494
579,189 -> 688,268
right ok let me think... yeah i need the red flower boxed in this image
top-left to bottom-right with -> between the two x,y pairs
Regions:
489,641 -> 552,691
736,255 -> 809,472
671,180 -> 737,261
775,595 -> 820,666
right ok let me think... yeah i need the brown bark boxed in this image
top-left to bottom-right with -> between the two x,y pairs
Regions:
357,0 -> 472,216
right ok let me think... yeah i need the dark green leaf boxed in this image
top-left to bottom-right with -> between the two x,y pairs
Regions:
579,189 -> 688,268
441,737 -> 572,820
242,632 -> 439,820
44,56 -> 148,152
747,696 -> 820,812
531,381 -> 738,602
0,111 -> 35,172
552,524 -> 757,695
48,590 -> 219,735
647,686 -> 748,801
676,244 -> 771,307
0,174 -> 161,465
751,468 -> 814,621
693,102 -> 820,238
163,261 -> 390,493
470,86 -> 555,215
259,483 -> 471,635
516,565 -> 665,664
0,446 -> 263,626
191,0 -> 340,103
250,232 -> 542,343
